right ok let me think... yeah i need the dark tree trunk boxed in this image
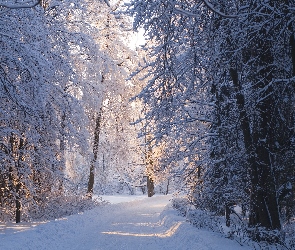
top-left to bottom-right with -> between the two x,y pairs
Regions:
231,63 -> 281,233
165,178 -> 170,195
225,204 -> 231,227
146,134 -> 154,197
15,183 -> 21,223
87,107 -> 103,198
147,175 -> 154,197
290,33 -> 295,76
15,137 -> 25,223
9,134 -> 25,223
249,25 -> 281,231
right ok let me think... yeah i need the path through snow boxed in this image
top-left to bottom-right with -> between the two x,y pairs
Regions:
0,195 -> 251,250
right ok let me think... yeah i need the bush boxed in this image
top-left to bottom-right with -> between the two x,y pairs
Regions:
172,196 -> 295,249
23,195 -> 105,222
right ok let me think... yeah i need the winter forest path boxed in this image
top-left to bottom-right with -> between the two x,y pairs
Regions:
0,195 -> 251,250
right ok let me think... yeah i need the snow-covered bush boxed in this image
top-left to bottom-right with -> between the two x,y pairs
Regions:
284,220 -> 295,250
171,197 -> 190,217
0,194 -> 105,222
172,197 -> 295,249
23,195 -> 105,222
172,197 -> 223,233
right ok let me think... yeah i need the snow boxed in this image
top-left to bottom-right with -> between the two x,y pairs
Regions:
0,195 -> 251,250
99,194 -> 147,204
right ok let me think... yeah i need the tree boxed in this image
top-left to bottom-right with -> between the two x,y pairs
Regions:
129,0 -> 295,241
56,0 -> 146,197
0,0 -> 95,222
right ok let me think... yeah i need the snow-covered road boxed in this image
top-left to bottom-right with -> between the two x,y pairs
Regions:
0,195 -> 251,250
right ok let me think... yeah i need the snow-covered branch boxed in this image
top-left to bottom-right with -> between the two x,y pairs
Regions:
174,1 -> 237,19
0,0 -> 40,9
202,0 -> 237,18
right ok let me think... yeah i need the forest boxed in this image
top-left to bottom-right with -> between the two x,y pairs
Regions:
0,0 -> 295,249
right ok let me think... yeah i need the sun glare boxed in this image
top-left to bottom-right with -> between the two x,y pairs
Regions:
102,221 -> 182,238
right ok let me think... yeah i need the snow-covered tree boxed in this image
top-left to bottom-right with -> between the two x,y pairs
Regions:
0,5 -> 81,222
129,0 -> 295,242
53,0 -> 146,197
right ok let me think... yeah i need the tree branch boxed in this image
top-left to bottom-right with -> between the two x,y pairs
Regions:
174,0 -> 239,19
202,0 -> 237,18
0,0 -> 40,9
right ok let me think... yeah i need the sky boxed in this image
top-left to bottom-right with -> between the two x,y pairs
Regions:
127,28 -> 146,50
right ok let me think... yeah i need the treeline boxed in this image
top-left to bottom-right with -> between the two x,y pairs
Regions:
129,0 -> 295,243
0,0 -> 143,223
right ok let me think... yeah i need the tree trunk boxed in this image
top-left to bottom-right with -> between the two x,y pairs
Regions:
225,204 -> 231,227
165,178 -> 170,195
249,24 -> 280,231
15,137 -> 25,223
87,107 -> 103,198
9,134 -> 26,223
58,111 -> 66,193
290,33 -> 295,76
145,134 -> 154,197
231,65 -> 281,232
147,175 -> 154,197
15,182 -> 21,223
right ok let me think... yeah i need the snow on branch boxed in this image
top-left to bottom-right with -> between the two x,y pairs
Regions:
103,0 -> 110,7
174,0 -> 237,19
202,0 -> 237,18
0,0 -> 40,9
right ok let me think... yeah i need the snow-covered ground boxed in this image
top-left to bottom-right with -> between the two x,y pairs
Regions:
0,195 -> 251,250
99,195 -> 148,204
